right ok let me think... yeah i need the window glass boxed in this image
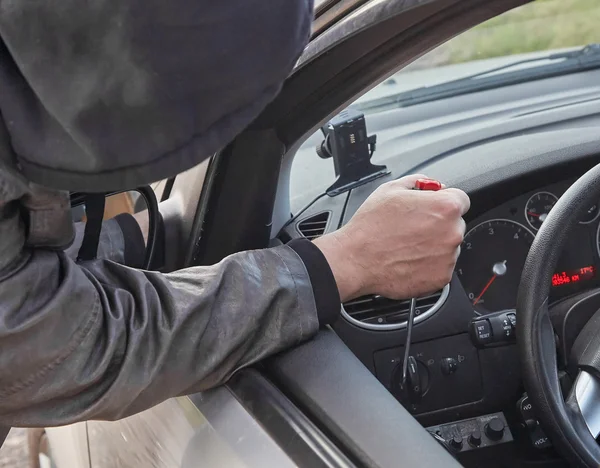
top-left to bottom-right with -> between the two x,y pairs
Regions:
291,0 -> 600,212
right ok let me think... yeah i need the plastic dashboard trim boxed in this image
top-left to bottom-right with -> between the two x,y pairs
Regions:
340,283 -> 450,331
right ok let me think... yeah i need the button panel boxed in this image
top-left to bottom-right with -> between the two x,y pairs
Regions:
517,394 -> 552,450
374,334 -> 482,414
427,412 -> 513,454
470,310 -> 517,347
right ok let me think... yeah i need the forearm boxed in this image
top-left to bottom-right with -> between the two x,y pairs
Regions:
0,242 -> 322,427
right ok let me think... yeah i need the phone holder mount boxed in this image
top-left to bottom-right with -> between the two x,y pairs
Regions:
316,108 -> 389,197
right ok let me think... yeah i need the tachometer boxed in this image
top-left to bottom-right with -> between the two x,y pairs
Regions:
456,219 -> 534,314
525,192 -> 557,231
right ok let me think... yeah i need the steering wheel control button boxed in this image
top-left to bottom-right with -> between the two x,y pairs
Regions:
468,430 -> 482,447
501,316 -> 514,340
507,312 -> 516,328
530,428 -> 552,450
525,418 -> 538,431
485,417 -> 505,441
517,394 -> 534,420
440,357 -> 458,375
518,388 -> 553,450
470,319 -> 493,346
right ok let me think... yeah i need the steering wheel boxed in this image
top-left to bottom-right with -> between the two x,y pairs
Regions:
518,164 -> 600,467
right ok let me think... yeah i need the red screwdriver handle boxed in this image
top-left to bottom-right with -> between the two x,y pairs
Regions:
414,178 -> 443,191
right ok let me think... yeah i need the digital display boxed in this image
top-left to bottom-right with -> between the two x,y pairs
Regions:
552,266 -> 596,287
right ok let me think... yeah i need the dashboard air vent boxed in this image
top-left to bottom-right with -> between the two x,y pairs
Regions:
297,212 -> 330,240
341,284 -> 450,331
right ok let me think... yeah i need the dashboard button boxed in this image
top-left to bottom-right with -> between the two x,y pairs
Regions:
500,314 -> 515,340
440,357 -> 458,375
449,435 -> 463,451
507,312 -> 517,328
485,417 -> 505,441
470,319 -> 493,345
468,430 -> 482,447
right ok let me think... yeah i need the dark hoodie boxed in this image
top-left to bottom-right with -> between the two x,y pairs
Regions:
0,0 -> 311,191
0,0 -> 340,428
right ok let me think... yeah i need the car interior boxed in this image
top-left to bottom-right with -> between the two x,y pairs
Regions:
32,0 -> 600,467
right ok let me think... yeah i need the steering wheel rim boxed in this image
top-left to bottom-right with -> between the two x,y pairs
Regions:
517,163 -> 600,467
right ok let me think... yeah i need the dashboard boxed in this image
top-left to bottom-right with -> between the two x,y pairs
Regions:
285,165 -> 600,416
458,179 -> 600,315
280,68 -> 600,464
283,153 -> 600,464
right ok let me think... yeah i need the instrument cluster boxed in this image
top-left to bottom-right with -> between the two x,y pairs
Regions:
456,180 -> 600,314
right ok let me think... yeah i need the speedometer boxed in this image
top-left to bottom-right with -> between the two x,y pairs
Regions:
456,219 -> 534,314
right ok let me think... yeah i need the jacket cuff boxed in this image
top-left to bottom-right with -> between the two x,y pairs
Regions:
287,238 -> 340,325
113,213 -> 145,268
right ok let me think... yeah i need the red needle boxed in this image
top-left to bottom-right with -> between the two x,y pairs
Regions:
527,212 -> 540,217
473,274 -> 497,306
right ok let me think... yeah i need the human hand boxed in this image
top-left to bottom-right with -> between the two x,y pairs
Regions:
313,174 -> 470,302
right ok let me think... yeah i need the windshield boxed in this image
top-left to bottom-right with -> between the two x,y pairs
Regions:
290,0 -> 600,212
356,0 -> 600,109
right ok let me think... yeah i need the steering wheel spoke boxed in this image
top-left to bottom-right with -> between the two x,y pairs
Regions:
567,370 -> 600,439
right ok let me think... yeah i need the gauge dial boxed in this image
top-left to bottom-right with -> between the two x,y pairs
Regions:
525,192 -> 558,231
580,202 -> 600,224
456,219 -> 535,314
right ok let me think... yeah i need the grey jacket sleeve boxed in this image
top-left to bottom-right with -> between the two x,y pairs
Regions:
0,203 -> 325,427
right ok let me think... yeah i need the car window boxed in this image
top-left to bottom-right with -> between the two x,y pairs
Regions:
290,0 -> 600,212
356,0 -> 600,109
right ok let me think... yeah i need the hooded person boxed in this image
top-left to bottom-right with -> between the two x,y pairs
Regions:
0,0 -> 337,427
0,0 -> 469,439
